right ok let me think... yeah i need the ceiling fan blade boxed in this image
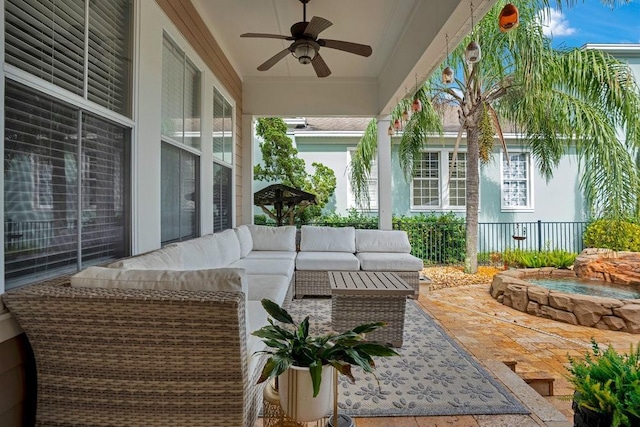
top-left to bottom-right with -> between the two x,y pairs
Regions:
304,16 -> 332,38
257,48 -> 291,71
318,39 -> 372,57
311,53 -> 331,78
241,33 -> 292,40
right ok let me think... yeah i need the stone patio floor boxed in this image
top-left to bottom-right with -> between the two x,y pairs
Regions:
258,281 -> 639,426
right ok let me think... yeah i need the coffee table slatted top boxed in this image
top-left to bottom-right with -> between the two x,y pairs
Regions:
328,271 -> 414,296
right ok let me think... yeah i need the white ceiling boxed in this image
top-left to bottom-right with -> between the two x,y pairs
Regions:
192,0 -> 495,117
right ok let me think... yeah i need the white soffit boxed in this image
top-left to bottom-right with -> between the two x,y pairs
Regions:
192,0 -> 496,116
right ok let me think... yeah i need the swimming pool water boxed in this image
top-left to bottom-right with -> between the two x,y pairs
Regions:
528,278 -> 640,300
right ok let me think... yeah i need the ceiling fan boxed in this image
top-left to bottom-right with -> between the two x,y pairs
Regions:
240,0 -> 372,78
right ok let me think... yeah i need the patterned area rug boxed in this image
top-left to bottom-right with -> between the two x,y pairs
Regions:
286,298 -> 529,417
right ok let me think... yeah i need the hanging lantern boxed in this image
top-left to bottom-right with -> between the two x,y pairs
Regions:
402,109 -> 410,121
411,98 -> 422,112
465,41 -> 481,63
393,118 -> 402,130
499,3 -> 519,32
387,125 -> 394,136
442,66 -> 454,84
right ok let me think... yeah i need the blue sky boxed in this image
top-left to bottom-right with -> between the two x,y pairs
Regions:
540,0 -> 640,48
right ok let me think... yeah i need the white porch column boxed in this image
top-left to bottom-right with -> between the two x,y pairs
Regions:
241,114 -> 254,225
377,116 -> 392,230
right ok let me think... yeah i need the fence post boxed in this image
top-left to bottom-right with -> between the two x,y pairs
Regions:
537,220 -> 542,252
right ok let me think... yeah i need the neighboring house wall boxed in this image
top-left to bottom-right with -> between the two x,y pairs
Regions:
292,134 -> 586,223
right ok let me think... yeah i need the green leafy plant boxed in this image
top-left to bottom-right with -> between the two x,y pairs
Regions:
584,219 -> 640,252
567,339 -> 640,427
502,249 -> 576,269
253,299 -> 399,397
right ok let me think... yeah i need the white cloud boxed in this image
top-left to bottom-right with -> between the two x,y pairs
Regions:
538,8 -> 576,38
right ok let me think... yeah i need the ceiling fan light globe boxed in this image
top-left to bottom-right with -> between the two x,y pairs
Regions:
293,42 -> 317,64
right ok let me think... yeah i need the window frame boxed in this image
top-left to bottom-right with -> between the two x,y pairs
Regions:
3,1 -> 134,289
161,33 -> 202,150
410,150 -> 469,211
500,150 -> 535,212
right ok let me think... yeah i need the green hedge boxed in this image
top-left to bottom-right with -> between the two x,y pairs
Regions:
255,210 -> 467,264
583,219 -> 640,252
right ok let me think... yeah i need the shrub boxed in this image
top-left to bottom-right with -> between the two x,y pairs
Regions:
393,212 -> 466,264
568,339 -> 640,427
502,249 -> 576,269
583,219 -> 640,252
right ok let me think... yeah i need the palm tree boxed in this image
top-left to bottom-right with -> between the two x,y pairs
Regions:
349,0 -> 640,273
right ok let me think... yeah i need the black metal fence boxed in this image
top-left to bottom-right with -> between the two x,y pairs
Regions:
303,219 -> 588,266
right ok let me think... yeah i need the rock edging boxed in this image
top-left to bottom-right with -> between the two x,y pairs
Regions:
489,268 -> 640,333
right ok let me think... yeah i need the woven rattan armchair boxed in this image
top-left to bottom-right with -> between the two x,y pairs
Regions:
2,278 -> 266,427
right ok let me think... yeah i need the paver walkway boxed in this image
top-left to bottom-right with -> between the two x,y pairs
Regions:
258,282 -> 639,426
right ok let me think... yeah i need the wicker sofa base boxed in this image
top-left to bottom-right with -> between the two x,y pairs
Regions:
332,294 -> 408,347
2,274 -> 287,427
295,270 -> 419,299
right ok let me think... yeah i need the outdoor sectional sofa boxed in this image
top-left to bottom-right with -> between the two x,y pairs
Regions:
295,225 -> 424,298
1,224 -> 422,427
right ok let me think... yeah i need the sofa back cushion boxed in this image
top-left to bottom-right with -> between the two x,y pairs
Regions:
234,225 -> 253,257
355,229 -> 411,253
248,225 -> 296,251
71,266 -> 248,295
108,245 -> 183,270
300,226 -> 355,253
170,230 -> 241,270
214,229 -> 243,265
171,234 -> 222,270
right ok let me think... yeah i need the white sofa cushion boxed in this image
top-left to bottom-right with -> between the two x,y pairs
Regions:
356,253 -> 423,271
248,225 -> 296,251
295,252 -> 360,271
71,266 -> 248,294
247,274 -> 290,306
229,258 -> 295,281
300,226 -> 356,253
108,245 -> 183,270
244,251 -> 297,261
169,234 -> 222,270
355,229 -> 412,253
234,225 -> 253,258
213,229 -> 243,266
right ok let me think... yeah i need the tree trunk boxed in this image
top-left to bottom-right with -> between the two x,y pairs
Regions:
465,126 -> 480,273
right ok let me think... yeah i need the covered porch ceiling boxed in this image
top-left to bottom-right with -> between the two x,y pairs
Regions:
192,0 -> 495,117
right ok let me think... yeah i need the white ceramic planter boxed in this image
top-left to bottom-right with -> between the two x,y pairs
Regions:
278,365 -> 334,422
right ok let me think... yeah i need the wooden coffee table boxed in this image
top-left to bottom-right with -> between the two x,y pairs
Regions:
328,271 -> 413,347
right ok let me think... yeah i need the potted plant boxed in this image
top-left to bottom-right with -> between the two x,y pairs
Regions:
253,299 -> 399,422
567,339 -> 640,427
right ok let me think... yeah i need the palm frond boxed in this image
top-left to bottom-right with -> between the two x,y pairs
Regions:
348,118 -> 378,207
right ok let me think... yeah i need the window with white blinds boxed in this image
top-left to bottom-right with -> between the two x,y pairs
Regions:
4,0 -> 132,117
161,143 -> 199,244
162,36 -> 201,149
213,162 -> 232,232
88,0 -> 133,115
213,88 -> 233,164
4,81 -> 129,289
